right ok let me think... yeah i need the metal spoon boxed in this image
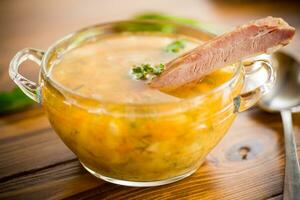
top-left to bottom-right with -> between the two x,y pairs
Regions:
258,51 -> 300,200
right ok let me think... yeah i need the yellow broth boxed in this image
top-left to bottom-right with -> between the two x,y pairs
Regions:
42,33 -> 244,181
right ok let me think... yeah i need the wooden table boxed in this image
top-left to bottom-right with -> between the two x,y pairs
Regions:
1,0 -> 300,199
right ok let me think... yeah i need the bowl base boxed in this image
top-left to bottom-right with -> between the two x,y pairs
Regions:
80,162 -> 199,187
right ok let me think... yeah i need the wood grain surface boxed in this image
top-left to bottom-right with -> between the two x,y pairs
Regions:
1,0 -> 300,199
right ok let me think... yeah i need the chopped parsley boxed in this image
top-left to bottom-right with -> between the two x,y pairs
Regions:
131,63 -> 165,80
165,39 -> 186,53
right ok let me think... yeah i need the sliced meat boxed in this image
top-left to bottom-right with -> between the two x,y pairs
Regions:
150,16 -> 295,91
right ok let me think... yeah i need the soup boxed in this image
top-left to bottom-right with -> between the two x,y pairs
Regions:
42,33 -> 243,182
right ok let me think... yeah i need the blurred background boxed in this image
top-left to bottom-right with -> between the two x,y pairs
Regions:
1,0 -> 300,92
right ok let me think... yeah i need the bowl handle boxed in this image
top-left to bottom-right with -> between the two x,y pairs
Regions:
9,48 -> 45,103
233,55 -> 275,113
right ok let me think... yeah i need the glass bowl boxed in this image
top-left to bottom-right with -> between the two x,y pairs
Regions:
9,20 -> 275,187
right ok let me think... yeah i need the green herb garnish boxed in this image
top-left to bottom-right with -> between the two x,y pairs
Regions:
165,39 -> 186,53
152,63 -> 165,75
131,63 -> 165,80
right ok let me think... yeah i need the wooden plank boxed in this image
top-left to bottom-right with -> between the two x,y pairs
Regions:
0,107 -> 49,141
0,160 -> 103,200
0,126 -> 75,178
0,108 -> 74,179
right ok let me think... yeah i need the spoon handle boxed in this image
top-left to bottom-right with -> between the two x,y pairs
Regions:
281,110 -> 300,200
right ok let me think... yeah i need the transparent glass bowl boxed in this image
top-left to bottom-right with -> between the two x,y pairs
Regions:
9,20 -> 275,186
